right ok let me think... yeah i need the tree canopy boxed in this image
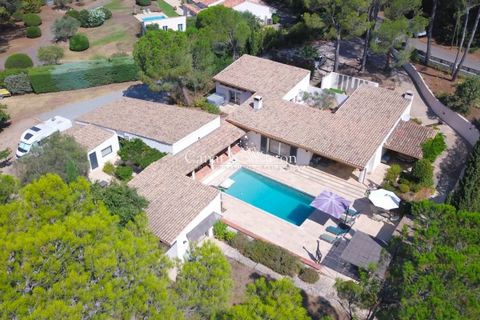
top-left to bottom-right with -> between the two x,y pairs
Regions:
0,174 -> 181,319
15,132 -> 89,184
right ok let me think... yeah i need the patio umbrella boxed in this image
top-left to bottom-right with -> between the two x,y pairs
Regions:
368,189 -> 401,211
310,191 -> 351,219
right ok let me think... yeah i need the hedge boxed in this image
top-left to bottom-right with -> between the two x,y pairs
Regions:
26,26 -> 41,38
4,73 -> 33,94
69,33 -> 89,51
4,54 -> 33,69
28,57 -> 139,93
23,13 -> 42,27
0,69 -> 26,86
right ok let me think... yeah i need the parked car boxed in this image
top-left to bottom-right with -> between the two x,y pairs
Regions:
414,30 -> 427,38
0,89 -> 11,99
16,116 -> 72,158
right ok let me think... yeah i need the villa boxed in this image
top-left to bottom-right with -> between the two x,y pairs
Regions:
134,12 -> 186,34
183,0 -> 276,24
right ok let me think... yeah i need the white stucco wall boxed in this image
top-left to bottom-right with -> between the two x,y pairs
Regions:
171,117 -> 221,154
233,2 -> 275,23
142,16 -> 186,32
88,133 -> 120,171
166,193 -> 222,260
118,131 -> 173,154
282,74 -> 310,102
215,82 -> 253,105
296,148 -> 312,166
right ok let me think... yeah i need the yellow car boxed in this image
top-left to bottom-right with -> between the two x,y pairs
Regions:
0,88 -> 11,99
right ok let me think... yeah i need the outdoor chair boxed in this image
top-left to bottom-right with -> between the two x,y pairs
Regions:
345,208 -> 360,216
326,224 -> 350,236
320,233 -> 340,244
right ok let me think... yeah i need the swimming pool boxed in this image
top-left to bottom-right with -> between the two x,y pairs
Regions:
224,168 -> 315,226
142,16 -> 166,22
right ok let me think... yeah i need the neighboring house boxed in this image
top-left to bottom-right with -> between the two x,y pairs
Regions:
183,0 -> 276,24
213,55 -> 432,182
64,124 -> 120,171
134,13 -> 186,34
77,97 -> 220,155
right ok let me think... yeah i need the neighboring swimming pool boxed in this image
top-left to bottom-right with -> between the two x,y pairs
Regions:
142,16 -> 166,22
224,168 -> 315,226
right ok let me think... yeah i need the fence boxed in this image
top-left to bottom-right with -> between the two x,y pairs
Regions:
321,72 -> 379,94
415,50 -> 480,77
403,63 -> 479,147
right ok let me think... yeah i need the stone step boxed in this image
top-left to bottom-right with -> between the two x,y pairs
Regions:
298,166 -> 367,194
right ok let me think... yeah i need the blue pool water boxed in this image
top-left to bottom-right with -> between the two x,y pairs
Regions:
142,16 -> 166,22
224,168 -> 315,226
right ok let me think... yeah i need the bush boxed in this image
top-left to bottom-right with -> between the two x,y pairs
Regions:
298,267 -> 319,283
65,9 -> 80,21
26,26 -> 41,38
118,138 -> 165,169
28,57 -> 139,93
4,54 -> 33,69
422,133 -> 447,163
69,33 -> 89,51
22,0 -> 43,14
114,165 -> 133,181
272,13 -> 280,24
411,159 -> 434,187
193,98 -> 220,114
100,7 -> 112,20
398,183 -> 410,193
0,69 -> 25,86
4,73 -> 33,94
86,8 -> 106,27
23,13 -> 41,27
229,233 -> 300,276
102,162 -> 115,175
136,0 -> 151,6
384,164 -> 402,186
52,16 -> 80,41
11,11 -> 23,22
37,45 -> 64,65
78,9 -> 90,27
213,221 -> 236,242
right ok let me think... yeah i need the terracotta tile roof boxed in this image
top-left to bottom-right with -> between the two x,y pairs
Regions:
129,168 -> 219,245
384,121 -> 436,159
213,54 -> 311,98
155,122 -> 245,175
227,85 -> 410,168
128,123 -> 243,245
197,0 -> 221,5
64,124 -> 115,151
222,0 -> 245,7
184,3 -> 202,14
77,97 -> 218,145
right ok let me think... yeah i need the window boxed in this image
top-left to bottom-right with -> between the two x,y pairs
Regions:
30,126 -> 40,132
101,146 -> 113,157
23,133 -> 33,140
229,90 -> 241,104
162,26 -> 168,31
178,24 -> 183,31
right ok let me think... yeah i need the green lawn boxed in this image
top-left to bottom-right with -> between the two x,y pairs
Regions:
104,0 -> 128,11
91,31 -> 128,47
157,0 -> 179,17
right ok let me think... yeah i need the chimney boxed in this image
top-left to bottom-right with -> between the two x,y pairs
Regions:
403,90 -> 414,101
253,95 -> 263,110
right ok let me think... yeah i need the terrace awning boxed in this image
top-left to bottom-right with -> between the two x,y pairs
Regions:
186,212 -> 221,242
310,191 -> 350,219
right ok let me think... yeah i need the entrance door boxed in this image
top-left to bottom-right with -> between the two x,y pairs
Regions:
260,136 -> 268,153
89,152 -> 98,170
289,147 -> 298,164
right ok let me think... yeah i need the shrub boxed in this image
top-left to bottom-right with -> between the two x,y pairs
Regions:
4,73 -> 32,94
52,16 -> 80,41
102,162 -> 115,175
421,133 -> 447,163
213,221 -> 236,242
118,138 -> 165,169
23,13 -> 41,27
0,69 -> 25,86
26,26 -> 41,38
28,58 -> 139,93
78,9 -> 90,27
100,7 -> 112,20
69,33 -> 89,51
193,98 -> 220,114
136,0 -> 151,6
411,159 -> 434,187
229,233 -> 249,253
4,54 -> 33,69
272,13 -> 280,24
11,11 -> 23,22
114,165 -> 133,181
298,267 -> 319,283
398,183 -> 410,193
384,164 -> 402,186
22,0 -> 43,14
86,8 -> 106,27
65,9 -> 80,21
54,0 -> 73,9
37,45 -> 64,65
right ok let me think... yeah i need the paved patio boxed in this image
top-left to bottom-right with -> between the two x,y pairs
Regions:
201,150 -> 397,278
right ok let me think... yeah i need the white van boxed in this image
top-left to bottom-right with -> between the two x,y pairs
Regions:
16,116 -> 72,158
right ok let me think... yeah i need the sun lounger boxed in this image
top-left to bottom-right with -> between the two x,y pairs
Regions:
320,233 -> 339,244
326,225 -> 350,235
345,208 -> 359,216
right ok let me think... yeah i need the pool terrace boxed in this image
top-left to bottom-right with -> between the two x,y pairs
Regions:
202,150 -> 397,279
